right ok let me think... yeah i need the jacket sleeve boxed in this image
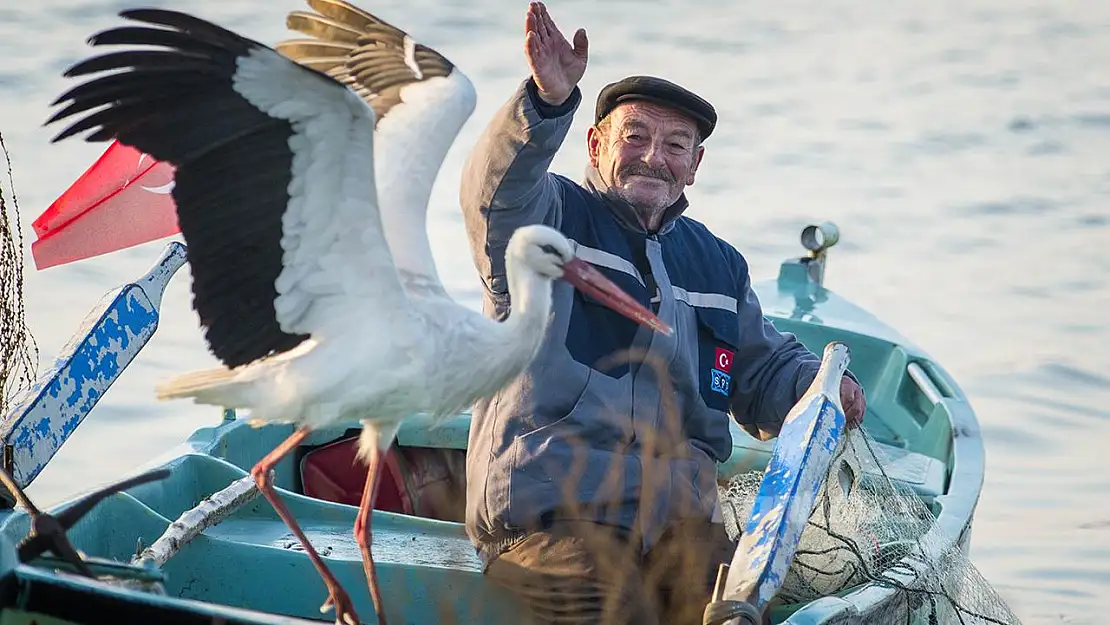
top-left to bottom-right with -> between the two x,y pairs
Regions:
460,77 -> 582,302
726,255 -> 861,441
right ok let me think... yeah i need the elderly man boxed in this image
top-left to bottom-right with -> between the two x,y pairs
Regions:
459,2 -> 866,624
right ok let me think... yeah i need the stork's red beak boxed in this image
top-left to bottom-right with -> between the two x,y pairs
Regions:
562,257 -> 673,336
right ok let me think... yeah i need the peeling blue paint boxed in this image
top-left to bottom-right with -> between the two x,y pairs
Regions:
0,242 -> 189,490
722,342 -> 850,612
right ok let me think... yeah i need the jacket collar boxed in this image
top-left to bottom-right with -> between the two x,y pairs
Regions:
582,167 -> 688,236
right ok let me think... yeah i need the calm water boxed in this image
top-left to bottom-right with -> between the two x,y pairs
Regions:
0,0 -> 1107,622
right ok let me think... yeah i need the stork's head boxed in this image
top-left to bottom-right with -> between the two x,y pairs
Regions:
508,225 -> 673,336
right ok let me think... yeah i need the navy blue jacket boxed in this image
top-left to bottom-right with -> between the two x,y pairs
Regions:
460,78 -> 827,567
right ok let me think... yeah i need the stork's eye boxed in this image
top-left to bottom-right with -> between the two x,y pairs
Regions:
539,244 -> 565,261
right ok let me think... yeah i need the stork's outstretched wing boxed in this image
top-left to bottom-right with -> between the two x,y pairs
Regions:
46,8 -> 413,368
277,0 -> 478,298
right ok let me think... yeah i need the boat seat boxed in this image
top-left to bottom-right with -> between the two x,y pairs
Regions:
857,440 -> 948,502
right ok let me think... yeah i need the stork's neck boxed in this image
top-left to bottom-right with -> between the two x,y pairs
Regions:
497,259 -> 554,369
418,257 -> 554,422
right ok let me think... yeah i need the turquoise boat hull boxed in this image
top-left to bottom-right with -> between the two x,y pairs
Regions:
0,223 -> 985,624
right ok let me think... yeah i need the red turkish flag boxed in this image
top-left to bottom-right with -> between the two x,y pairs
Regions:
714,347 -> 734,374
31,140 -> 179,270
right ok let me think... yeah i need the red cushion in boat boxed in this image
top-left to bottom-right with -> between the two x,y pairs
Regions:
298,436 -> 413,515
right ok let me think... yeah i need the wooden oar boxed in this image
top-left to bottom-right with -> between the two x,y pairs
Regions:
703,341 -> 852,625
0,242 -> 187,500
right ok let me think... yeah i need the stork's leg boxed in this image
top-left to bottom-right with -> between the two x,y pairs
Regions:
252,427 -> 360,625
354,428 -> 393,625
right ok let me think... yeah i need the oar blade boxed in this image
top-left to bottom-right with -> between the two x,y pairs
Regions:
0,242 -> 188,497
716,342 -> 851,617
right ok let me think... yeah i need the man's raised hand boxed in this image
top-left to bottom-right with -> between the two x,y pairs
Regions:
524,2 -> 588,106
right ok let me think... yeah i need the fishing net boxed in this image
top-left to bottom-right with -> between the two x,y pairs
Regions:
717,427 -> 1022,624
0,131 -> 39,417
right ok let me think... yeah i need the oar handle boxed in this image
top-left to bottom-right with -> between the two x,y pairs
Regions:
808,341 -> 851,406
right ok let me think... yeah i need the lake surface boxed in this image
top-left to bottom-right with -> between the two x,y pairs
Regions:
1,0 -> 1107,622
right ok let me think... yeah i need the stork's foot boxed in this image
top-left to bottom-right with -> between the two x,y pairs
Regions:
320,586 -> 361,625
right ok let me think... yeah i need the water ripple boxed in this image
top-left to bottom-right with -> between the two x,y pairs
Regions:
1028,140 -> 1066,156
1076,214 -> 1108,227
1035,362 -> 1110,390
1073,113 -> 1110,129
953,196 -> 1060,217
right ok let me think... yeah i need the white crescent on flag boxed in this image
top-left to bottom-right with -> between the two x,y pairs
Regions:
137,152 -> 175,194
141,180 -> 175,194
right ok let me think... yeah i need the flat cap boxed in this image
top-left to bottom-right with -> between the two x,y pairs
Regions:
595,75 -> 717,140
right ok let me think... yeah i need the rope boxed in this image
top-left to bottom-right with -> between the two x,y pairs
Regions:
702,599 -> 760,625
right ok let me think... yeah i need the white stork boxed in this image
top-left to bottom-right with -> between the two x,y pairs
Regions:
46,7 -> 671,625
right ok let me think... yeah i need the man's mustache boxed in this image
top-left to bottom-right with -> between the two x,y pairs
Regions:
619,162 -> 675,184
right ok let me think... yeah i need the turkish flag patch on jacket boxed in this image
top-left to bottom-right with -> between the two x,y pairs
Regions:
714,347 -> 734,374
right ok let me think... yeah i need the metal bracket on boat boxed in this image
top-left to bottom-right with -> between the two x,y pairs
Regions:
0,465 -> 170,578
907,362 -> 945,407
777,221 -> 839,293
0,242 -> 188,503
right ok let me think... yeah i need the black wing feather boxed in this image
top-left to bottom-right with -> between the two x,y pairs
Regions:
46,8 -> 346,368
